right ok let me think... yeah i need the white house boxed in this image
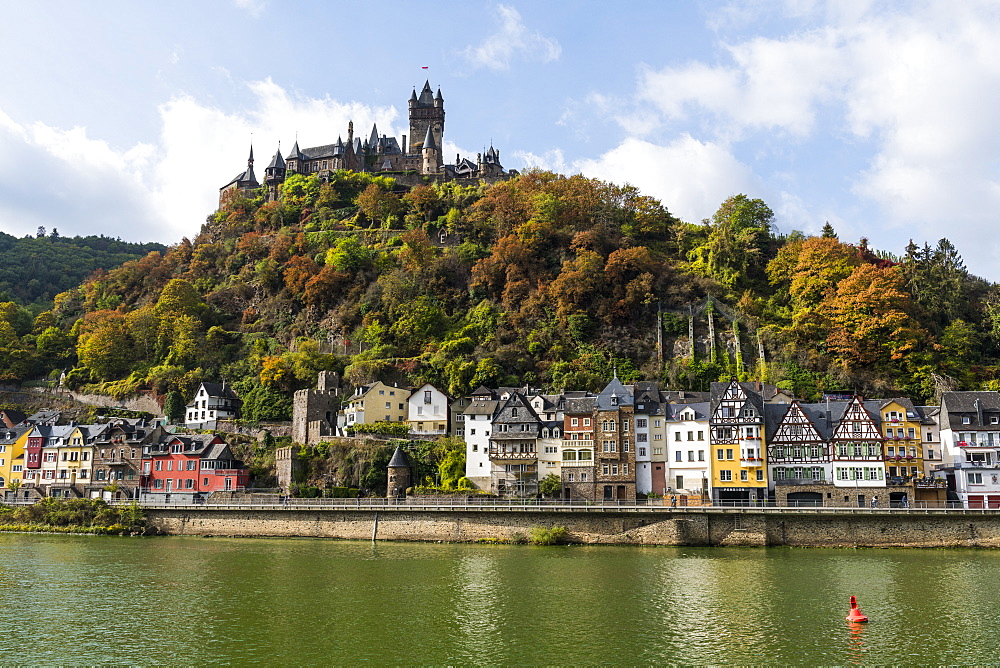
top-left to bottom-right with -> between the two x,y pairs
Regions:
938,392 -> 1000,508
185,382 -> 241,430
407,384 -> 450,436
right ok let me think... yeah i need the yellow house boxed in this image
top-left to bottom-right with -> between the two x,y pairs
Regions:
709,380 -> 768,504
342,381 -> 409,429
0,427 -> 30,494
879,399 -> 924,480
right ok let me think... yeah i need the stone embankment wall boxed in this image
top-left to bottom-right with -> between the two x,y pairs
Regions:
145,507 -> 1000,548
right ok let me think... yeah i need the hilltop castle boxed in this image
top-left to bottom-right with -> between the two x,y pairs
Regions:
220,81 -> 511,206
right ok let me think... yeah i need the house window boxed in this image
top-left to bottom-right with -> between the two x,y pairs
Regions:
968,472 -> 984,484
963,416 -> 971,425
740,470 -> 748,481
571,418 -> 579,426
676,451 -> 682,462
583,418 -> 591,427
639,447 -> 646,457
720,470 -> 732,481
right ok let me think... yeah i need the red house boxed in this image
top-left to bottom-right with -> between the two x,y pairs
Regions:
141,434 -> 248,499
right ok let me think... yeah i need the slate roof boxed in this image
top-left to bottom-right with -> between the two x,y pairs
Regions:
667,401 -> 711,422
266,148 -> 286,169
596,376 -> 633,410
388,446 -> 410,468
422,124 -> 437,150
0,409 -> 26,427
940,391 -> 1000,431
27,410 -> 60,425
463,400 -> 500,417
564,397 -> 597,414
200,382 -> 239,400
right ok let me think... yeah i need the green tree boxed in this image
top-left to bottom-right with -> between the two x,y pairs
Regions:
164,390 -> 186,423
538,473 -> 562,497
687,194 -> 775,291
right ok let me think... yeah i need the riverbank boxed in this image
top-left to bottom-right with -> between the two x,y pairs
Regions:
144,504 -> 1000,548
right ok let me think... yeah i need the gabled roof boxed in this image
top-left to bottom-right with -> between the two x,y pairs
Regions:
667,401 -> 710,422
199,382 -> 239,400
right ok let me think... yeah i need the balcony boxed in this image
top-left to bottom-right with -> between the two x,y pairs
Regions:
562,440 -> 594,448
561,459 -> 594,467
488,446 -> 536,462
740,456 -> 764,466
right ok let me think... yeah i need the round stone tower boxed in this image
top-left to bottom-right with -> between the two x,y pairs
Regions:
387,446 -> 411,499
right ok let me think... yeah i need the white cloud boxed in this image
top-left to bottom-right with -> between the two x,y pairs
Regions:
0,79 -> 403,244
463,5 -> 561,71
577,1 -> 1000,277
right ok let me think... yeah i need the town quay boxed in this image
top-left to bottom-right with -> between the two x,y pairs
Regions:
141,500 -> 1000,548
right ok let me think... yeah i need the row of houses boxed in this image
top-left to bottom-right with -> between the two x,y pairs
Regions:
0,417 -> 248,503
282,370 -> 1000,506
452,378 -> 1000,507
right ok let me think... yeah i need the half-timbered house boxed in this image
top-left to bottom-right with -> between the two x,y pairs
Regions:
829,396 -> 887,506
709,380 -> 767,503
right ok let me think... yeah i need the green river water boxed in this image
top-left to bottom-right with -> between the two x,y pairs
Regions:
1,533 -> 998,665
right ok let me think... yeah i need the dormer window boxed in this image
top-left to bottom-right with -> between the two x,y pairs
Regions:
963,416 -> 971,425
611,396 -> 619,406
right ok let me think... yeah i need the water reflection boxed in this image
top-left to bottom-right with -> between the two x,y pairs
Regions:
846,621 -> 867,665
3,536 -> 1000,664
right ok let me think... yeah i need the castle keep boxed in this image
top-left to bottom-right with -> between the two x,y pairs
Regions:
220,81 -> 510,206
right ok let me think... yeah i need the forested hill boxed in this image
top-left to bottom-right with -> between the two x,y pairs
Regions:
6,169 -> 999,418
0,229 -> 164,306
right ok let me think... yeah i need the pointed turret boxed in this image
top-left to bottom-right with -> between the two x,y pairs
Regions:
369,123 -> 379,149
409,88 -> 418,105
418,79 -> 434,105
422,124 -> 437,151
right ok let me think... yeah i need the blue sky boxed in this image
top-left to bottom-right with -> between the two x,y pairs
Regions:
2,1 -> 1000,280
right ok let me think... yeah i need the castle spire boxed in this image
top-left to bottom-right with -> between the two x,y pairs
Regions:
422,123 -> 437,151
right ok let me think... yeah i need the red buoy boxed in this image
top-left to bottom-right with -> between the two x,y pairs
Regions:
846,595 -> 869,623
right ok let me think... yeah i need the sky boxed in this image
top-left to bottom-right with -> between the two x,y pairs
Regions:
2,0 -> 1000,279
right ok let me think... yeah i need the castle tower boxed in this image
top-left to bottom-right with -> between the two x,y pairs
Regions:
409,80 -> 444,159
387,446 -> 411,498
218,144 -> 260,208
292,370 -> 341,445
264,145 -> 286,201
421,124 -> 439,175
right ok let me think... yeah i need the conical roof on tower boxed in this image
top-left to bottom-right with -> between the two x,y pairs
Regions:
388,446 -> 410,468
266,146 -> 285,169
422,124 -> 437,151
287,140 -> 305,161
369,123 -> 379,148
418,79 -> 435,105
435,87 -> 443,102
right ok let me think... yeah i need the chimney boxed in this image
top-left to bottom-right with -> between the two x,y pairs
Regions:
402,134 -> 407,154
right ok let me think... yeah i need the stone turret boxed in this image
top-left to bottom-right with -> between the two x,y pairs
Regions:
421,124 -> 439,175
292,370 -> 342,445
387,446 -> 411,498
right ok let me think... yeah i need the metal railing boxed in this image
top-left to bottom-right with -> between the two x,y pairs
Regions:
120,496 -> 995,513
